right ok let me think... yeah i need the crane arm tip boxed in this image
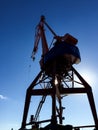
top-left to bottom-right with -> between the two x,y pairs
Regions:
40,15 -> 45,22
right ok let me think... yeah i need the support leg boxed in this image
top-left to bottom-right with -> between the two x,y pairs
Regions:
21,71 -> 43,129
72,66 -> 98,127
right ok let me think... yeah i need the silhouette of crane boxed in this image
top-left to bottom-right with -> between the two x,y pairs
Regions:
19,16 -> 98,130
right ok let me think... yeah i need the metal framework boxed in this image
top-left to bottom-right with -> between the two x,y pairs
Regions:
20,66 -> 98,129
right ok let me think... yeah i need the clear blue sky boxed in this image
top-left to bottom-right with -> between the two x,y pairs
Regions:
0,0 -> 98,130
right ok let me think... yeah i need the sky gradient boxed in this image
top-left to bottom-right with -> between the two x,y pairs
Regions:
0,0 -> 98,130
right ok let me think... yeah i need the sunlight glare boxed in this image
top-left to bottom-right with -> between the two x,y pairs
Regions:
79,68 -> 96,88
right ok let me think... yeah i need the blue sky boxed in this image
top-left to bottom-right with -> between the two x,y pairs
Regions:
0,0 -> 98,130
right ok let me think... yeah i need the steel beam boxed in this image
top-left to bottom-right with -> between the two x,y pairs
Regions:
30,87 -> 87,96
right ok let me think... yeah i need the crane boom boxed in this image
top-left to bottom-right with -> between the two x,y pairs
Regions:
31,16 -> 49,60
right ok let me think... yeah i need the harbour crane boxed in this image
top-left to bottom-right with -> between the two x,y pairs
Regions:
19,16 -> 98,130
